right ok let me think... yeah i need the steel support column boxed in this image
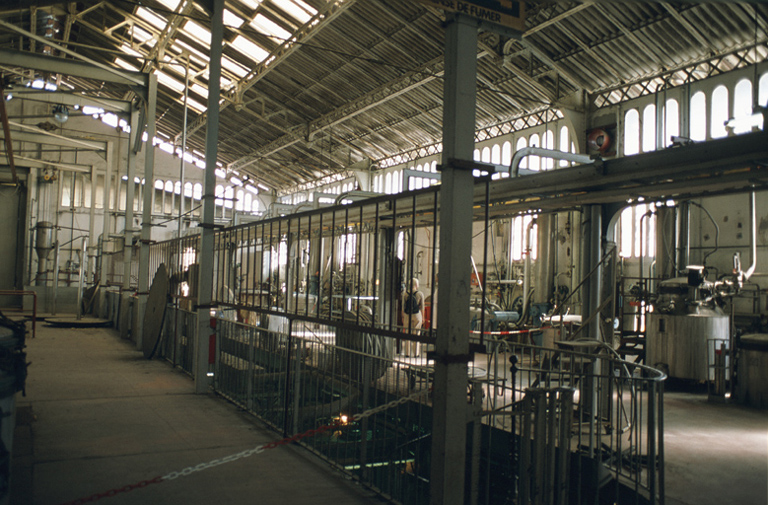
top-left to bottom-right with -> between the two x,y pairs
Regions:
137,74 -> 158,351
431,14 -> 477,505
195,0 -> 224,393
123,106 -> 140,291
581,204 -> 602,342
100,142 -> 114,286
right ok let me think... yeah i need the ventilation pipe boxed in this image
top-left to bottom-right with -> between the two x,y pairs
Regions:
744,191 -> 758,280
510,147 -> 593,177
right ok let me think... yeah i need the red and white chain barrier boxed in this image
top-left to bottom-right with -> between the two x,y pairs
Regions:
59,389 -> 427,505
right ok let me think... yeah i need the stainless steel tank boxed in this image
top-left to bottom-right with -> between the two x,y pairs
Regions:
646,278 -> 729,381
35,221 -> 55,275
736,334 -> 768,409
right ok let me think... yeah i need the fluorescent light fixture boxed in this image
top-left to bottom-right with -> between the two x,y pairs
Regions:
183,21 -> 211,46
215,168 -> 226,178
257,183 -> 269,191
250,14 -> 292,41
245,184 -> 258,194
230,35 -> 268,63
230,176 -> 243,186
136,7 -> 167,30
30,80 -> 44,89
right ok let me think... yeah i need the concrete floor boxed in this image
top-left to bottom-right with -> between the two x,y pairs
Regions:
11,324 -> 385,505
9,322 -> 768,505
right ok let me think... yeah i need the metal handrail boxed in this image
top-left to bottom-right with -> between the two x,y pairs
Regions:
0,290 -> 37,338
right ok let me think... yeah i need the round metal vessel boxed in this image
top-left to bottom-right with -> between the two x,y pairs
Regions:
736,334 -> 768,409
646,306 -> 729,381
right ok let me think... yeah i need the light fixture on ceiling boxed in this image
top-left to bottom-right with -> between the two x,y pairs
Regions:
53,104 -> 69,123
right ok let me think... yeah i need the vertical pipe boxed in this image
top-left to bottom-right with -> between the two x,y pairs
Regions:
137,74 -> 158,351
77,237 -> 86,319
195,0 -> 224,393
178,53 -> 190,239
123,106 -> 139,290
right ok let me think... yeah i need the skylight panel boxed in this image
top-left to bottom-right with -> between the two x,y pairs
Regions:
277,0 -> 316,25
250,13 -> 291,41
190,83 -> 208,99
172,40 -> 209,65
183,96 -> 208,114
119,44 -> 141,57
155,71 -> 185,93
221,56 -> 249,77
183,20 -> 211,46
224,9 -> 245,29
237,0 -> 263,10
130,25 -> 154,44
115,58 -> 138,71
136,7 -> 167,31
231,35 -> 268,63
156,0 -> 180,10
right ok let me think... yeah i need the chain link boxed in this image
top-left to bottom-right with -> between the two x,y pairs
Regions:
59,389 -> 428,504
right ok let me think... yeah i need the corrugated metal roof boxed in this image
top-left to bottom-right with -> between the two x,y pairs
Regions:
1,0 -> 766,193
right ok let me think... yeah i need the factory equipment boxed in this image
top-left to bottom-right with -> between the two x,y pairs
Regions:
736,334 -> 768,409
34,221 -> 54,282
646,270 -> 730,382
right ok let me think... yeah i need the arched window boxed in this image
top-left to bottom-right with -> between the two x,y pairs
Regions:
760,72 -> 768,108
559,126 -> 570,166
184,181 -> 193,198
215,185 -> 224,206
690,91 -> 707,141
385,173 -> 392,194
543,130 -> 554,169
664,99 -> 680,147
193,183 -> 202,200
235,189 -> 244,211
710,85 -> 728,139
474,148 -> 480,161
224,186 -> 234,209
624,108 -> 640,155
642,104 -> 656,152
516,137 -> 528,169
501,141 -> 512,166
244,192 -> 253,212
733,79 -> 754,135
481,146 -> 491,163
491,144 -> 501,165
529,133 -> 540,171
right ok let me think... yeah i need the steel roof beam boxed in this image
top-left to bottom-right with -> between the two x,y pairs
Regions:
177,0 -> 358,143
0,22 -> 147,87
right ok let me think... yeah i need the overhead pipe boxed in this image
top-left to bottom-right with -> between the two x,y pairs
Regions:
744,191 -> 758,280
510,147 -> 593,177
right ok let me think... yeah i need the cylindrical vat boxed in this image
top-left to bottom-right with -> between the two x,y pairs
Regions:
646,306 -> 729,381
736,334 -> 768,409
35,221 -> 55,273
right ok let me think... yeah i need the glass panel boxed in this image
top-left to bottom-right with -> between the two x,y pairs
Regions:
710,85 -> 728,139
690,91 -> 706,141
